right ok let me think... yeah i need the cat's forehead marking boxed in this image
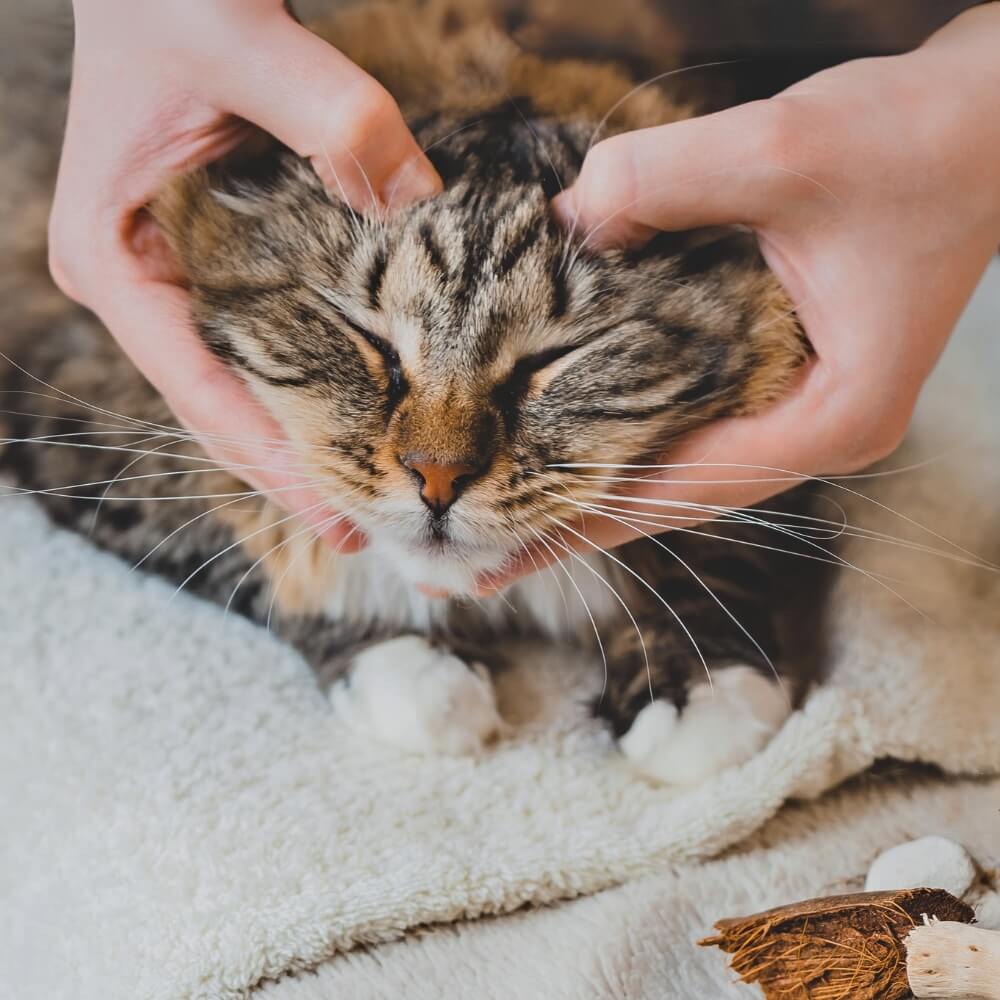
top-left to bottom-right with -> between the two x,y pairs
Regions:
388,314 -> 425,372
366,219 -> 541,363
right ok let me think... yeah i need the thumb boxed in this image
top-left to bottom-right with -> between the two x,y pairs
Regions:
215,14 -> 441,211
553,99 -> 808,246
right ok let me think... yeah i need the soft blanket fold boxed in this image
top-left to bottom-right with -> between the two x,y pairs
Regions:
2,265 -> 999,1000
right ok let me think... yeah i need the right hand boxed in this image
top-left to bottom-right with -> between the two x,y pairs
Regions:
49,0 -> 442,548
479,3 -> 1000,591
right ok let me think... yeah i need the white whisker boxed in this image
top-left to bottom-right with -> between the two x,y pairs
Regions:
547,459 -> 994,569
569,489 -> 996,572
544,513 -> 693,695
586,61 -> 739,155
88,433 -> 183,535
170,500 -> 329,600
225,509 -> 352,614
566,497 -> 787,697
132,494 -> 265,572
339,139 -> 384,225
1,351 -> 187,435
317,139 -> 366,240
545,489 -> 929,619
526,524 -> 615,700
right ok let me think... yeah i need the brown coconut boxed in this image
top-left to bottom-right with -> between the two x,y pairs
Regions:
700,888 -> 975,1000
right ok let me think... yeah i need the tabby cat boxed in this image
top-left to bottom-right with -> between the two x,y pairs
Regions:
1,0 -> 817,787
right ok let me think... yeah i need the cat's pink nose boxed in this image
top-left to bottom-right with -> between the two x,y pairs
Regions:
400,455 -> 480,515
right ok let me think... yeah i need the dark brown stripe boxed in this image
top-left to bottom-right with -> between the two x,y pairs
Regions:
418,222 -> 449,282
496,217 -> 542,279
367,245 -> 388,309
549,255 -> 569,318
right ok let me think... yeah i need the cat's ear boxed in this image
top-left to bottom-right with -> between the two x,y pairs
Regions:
149,170 -> 212,285
702,234 -> 810,415
635,227 -> 810,417
149,132 -> 282,285
678,229 -> 809,415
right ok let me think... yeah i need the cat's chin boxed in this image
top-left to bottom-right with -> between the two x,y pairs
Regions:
372,537 -> 510,596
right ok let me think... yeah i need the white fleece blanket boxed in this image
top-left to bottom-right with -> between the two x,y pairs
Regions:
2,265 -> 999,1000
258,770 -> 1000,1000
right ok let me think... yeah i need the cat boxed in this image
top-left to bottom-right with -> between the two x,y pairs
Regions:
0,0 -> 817,787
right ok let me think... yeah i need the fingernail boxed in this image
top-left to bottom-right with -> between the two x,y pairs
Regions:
382,159 -> 442,209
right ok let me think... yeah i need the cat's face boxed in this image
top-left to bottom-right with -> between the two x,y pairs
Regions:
158,110 -> 805,592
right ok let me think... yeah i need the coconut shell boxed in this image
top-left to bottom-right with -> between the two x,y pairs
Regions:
700,888 -> 975,1000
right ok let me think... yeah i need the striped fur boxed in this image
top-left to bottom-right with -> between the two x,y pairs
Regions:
1,0 -> 814,748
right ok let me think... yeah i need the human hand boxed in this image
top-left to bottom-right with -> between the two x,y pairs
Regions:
49,0 -> 442,548
482,2 -> 1000,591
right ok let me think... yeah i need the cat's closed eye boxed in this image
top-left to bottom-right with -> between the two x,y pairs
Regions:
487,343 -> 579,420
361,331 -> 407,400
510,343 -> 581,380
333,311 -> 408,408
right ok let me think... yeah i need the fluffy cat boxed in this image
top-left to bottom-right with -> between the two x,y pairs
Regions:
1,0 -> 815,786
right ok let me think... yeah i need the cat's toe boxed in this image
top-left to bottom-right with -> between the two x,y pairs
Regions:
329,635 -> 502,755
619,665 -> 791,787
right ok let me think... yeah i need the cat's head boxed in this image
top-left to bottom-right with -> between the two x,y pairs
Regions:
155,108 -> 806,592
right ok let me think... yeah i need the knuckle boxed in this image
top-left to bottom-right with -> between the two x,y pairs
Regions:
835,406 -> 911,471
863,421 -> 909,466
46,219 -> 83,302
46,245 -> 73,299
48,193 -> 123,306
338,80 -> 402,154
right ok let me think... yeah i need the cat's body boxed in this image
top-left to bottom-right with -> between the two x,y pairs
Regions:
1,0 -> 819,785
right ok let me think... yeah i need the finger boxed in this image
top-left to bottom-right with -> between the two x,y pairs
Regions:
90,268 -> 365,552
214,14 -> 441,210
476,414 -> 814,596
477,360 -> 913,593
476,538 -> 562,595
552,98 -> 825,247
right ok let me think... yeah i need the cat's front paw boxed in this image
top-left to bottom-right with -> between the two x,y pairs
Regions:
329,635 -> 502,755
619,665 -> 791,787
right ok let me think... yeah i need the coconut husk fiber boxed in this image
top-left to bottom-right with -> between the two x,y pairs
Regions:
700,888 -> 975,1000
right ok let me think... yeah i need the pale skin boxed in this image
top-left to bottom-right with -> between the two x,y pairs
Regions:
51,3 -> 1000,587
49,0 -> 442,550
483,1 -> 1000,591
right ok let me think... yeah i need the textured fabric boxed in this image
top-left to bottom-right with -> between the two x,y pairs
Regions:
258,771 -> 1000,1000
2,268 -> 998,1000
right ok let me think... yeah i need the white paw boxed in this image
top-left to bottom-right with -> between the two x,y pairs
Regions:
619,665 -> 791,787
329,635 -> 502,755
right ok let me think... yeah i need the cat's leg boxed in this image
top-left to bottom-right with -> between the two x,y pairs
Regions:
599,530 -> 798,787
606,632 -> 791,788
282,619 -> 503,755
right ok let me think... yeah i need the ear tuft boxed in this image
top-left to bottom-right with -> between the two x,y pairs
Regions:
149,131 -> 283,284
148,170 -> 215,284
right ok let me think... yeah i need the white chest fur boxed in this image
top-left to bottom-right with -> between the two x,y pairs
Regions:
320,543 -> 626,641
